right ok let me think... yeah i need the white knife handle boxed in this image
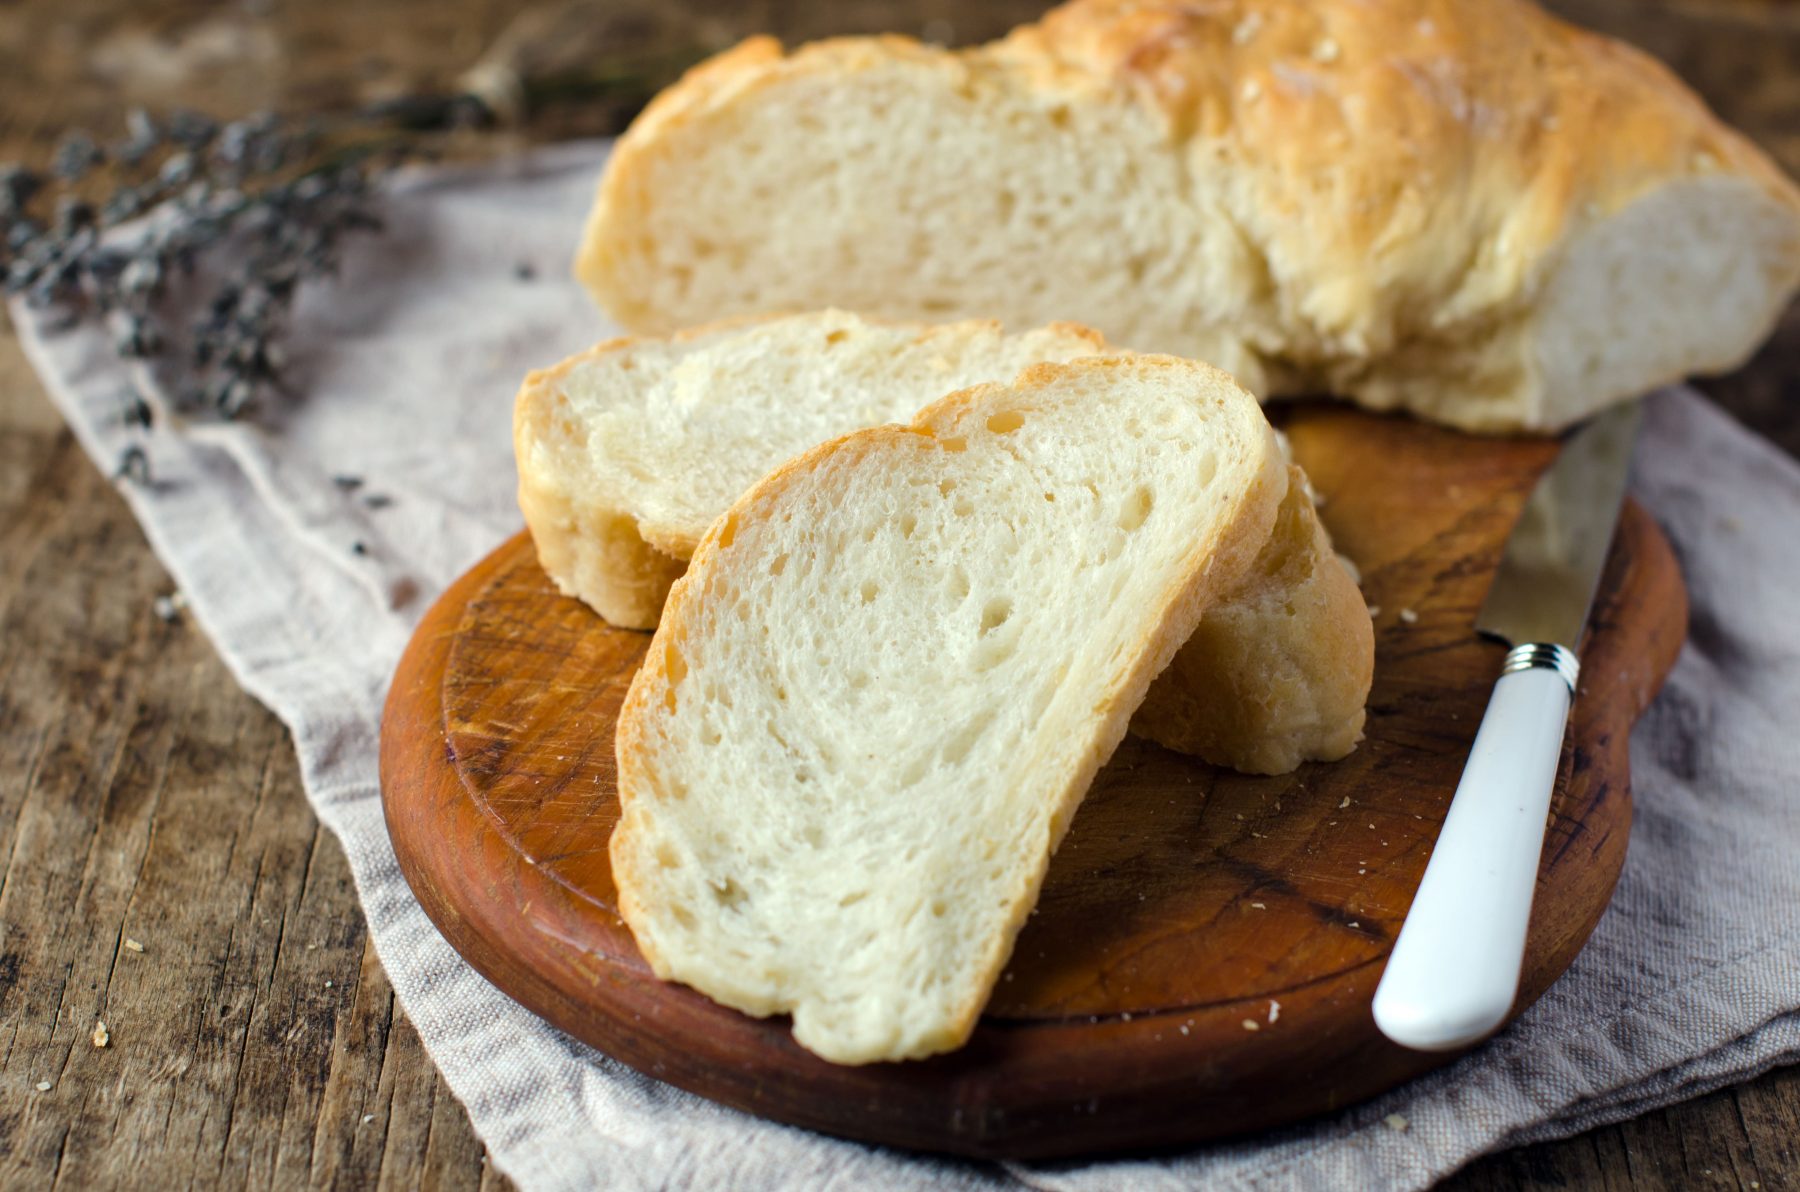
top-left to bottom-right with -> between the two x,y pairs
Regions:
1372,643 -> 1579,1052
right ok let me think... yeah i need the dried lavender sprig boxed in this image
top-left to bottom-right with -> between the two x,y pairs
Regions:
0,106 -> 445,426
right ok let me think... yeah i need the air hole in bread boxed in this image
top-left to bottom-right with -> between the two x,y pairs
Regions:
654,844 -> 681,869
860,580 -> 879,603
953,495 -> 975,517
839,890 -> 868,908
986,409 -> 1025,434
1118,486 -> 1154,532
930,900 -> 948,918
769,553 -> 789,576
710,876 -> 745,908
899,513 -> 917,538
717,514 -> 738,548
979,597 -> 1013,634
939,478 -> 957,497
825,329 -> 848,345
947,566 -> 971,600
940,436 -> 967,453
663,643 -> 686,711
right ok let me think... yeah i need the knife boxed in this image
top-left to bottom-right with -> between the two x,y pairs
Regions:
1372,400 -> 1643,1052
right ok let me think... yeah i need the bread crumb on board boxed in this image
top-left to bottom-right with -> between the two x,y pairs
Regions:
1242,1019 -> 1261,1031
123,937 -> 144,953
1385,1112 -> 1410,1132
92,1020 -> 110,1049
1399,607 -> 1419,624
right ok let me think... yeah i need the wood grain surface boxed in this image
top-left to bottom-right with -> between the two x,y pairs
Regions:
378,406 -> 1682,1158
2,0 -> 1798,1187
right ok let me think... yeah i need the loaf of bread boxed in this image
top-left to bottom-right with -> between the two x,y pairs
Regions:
576,0 -> 1800,433
516,310 -> 1371,773
611,355 -> 1287,1063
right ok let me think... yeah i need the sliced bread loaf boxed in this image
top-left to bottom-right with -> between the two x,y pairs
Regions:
516,311 -> 1371,774
611,355 -> 1286,1063
575,0 -> 1800,433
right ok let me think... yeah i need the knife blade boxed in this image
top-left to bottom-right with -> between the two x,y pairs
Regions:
1372,400 -> 1642,1053
1476,401 -> 1643,650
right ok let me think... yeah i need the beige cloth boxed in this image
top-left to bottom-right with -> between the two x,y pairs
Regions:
13,142 -> 1800,1191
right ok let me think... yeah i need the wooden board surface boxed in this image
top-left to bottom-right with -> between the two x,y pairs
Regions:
379,404 -> 1686,1159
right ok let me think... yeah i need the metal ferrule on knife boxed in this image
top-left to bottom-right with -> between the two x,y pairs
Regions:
1500,642 -> 1580,691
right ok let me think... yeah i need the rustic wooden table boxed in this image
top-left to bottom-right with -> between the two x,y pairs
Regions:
1,2 -> 1795,1188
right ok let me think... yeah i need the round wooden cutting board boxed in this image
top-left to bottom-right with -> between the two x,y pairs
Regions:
380,404 -> 1686,1159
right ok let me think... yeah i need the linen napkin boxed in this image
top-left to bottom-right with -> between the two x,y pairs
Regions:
13,141 -> 1800,1192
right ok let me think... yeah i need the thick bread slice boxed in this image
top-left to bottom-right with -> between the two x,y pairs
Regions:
576,0 -> 1800,433
516,311 -> 1371,774
611,356 -> 1286,1063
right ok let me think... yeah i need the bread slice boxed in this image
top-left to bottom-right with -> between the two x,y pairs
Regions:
515,311 -> 1105,629
611,355 -> 1286,1063
575,0 -> 1800,433
516,311 -> 1371,774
